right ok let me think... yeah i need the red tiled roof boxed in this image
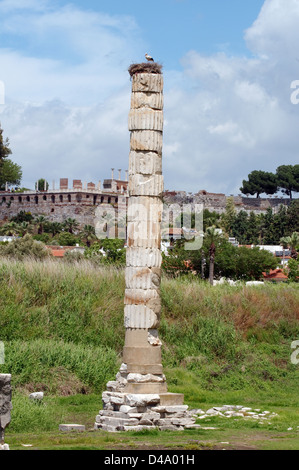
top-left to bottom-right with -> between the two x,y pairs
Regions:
51,249 -> 66,257
262,269 -> 288,280
46,246 -> 75,257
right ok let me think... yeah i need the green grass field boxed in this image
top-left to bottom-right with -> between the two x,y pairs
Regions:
0,258 -> 298,450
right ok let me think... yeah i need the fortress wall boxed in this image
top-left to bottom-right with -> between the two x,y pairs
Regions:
0,191 -> 123,227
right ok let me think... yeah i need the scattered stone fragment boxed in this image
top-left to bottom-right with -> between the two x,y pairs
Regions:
0,444 -> 9,451
191,405 -> 279,423
59,424 -> 85,432
29,392 -> 44,401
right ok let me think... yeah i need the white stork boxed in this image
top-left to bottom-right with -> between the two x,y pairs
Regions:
145,53 -> 154,62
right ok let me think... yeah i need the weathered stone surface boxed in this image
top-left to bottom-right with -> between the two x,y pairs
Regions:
0,374 -> 12,445
152,405 -> 189,413
123,345 -> 162,365
126,196 -> 163,248
97,416 -> 140,427
126,295 -> 161,315
131,92 -> 163,110
59,424 -> 85,432
124,289 -> 160,308
158,393 -> 185,406
148,329 -> 162,346
0,443 -> 9,450
126,364 -> 163,375
127,373 -> 165,383
129,151 -> 162,176
124,394 -> 160,407
126,248 -> 162,268
124,304 -> 159,328
171,418 -> 196,426
129,174 -> 164,197
124,382 -> 167,394
123,425 -> 154,432
132,73 -> 163,93
29,392 -> 44,400
127,196 -> 163,221
125,266 -> 161,290
119,405 -> 138,414
159,425 -> 184,431
127,224 -> 161,249
128,109 -> 163,131
130,130 -> 163,153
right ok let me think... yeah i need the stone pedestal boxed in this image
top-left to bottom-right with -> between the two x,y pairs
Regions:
94,391 -> 197,432
0,374 -> 12,450
95,66 -> 192,431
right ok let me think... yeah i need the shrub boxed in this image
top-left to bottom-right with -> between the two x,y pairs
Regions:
57,232 -> 79,246
0,234 -> 51,260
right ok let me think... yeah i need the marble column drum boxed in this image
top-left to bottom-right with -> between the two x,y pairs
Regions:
95,67 -> 195,432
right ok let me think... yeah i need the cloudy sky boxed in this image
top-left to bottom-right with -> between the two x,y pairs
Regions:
0,0 -> 298,195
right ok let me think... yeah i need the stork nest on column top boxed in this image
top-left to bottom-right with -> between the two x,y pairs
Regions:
128,62 -> 163,77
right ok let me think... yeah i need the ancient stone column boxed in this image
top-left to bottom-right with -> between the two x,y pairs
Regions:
0,374 -> 12,450
95,64 -> 195,432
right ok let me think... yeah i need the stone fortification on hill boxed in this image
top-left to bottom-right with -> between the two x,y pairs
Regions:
163,190 -> 294,215
0,180 -> 294,228
0,175 -> 128,228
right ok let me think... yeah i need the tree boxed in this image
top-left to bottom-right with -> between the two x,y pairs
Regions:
280,232 -> 299,260
0,159 -> 22,190
0,125 -> 12,165
286,200 -> 299,235
16,221 -> 33,237
259,208 -> 277,245
34,215 -> 48,235
79,224 -> 96,247
235,246 -> 277,280
240,170 -> 278,198
10,211 -> 34,223
230,210 -> 249,244
204,226 -> 222,285
276,165 -> 299,200
221,197 -> 236,235
37,178 -> 49,191
63,218 -> 79,234
45,221 -> 63,237
203,209 -> 221,232
0,221 -> 19,237
287,259 -> 299,282
57,232 -> 79,246
0,125 -> 22,190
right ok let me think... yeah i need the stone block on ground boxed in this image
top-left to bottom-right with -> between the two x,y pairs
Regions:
59,424 -> 85,432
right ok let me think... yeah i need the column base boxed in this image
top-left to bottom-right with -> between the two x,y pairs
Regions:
94,391 -> 196,432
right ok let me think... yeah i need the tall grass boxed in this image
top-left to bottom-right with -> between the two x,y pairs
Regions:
0,258 -> 298,398
0,258 -> 125,350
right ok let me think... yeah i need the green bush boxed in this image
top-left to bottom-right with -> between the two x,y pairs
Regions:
57,232 -> 80,246
0,234 -> 51,260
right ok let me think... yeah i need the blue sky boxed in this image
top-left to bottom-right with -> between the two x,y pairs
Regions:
0,0 -> 298,195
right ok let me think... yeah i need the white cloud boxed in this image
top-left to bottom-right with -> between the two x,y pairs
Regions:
0,0 -> 141,189
0,0 -> 299,197
162,0 -> 299,194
